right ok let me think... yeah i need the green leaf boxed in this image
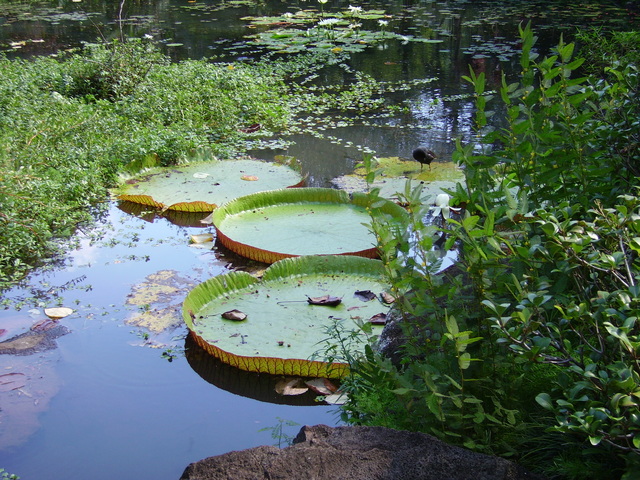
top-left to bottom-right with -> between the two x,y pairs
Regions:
535,392 -> 553,410
589,435 -> 603,446
392,387 -> 413,395
445,315 -> 459,336
458,352 -> 471,370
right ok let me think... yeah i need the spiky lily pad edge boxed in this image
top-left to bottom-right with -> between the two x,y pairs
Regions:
182,255 -> 388,378
212,187 -> 408,263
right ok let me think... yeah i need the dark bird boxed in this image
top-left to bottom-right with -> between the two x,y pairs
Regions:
412,147 -> 437,171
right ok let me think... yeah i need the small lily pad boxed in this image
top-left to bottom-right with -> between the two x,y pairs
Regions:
331,156 -> 464,201
44,307 -> 74,319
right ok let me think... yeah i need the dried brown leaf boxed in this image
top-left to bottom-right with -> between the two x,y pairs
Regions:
275,377 -> 309,396
380,292 -> 396,304
354,290 -> 376,301
304,378 -> 333,395
306,295 -> 342,307
221,309 -> 247,321
368,312 -> 387,325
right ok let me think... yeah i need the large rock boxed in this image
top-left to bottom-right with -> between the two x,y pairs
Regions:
180,424 -> 544,480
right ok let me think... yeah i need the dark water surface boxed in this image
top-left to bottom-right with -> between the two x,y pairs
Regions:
0,1 -> 636,479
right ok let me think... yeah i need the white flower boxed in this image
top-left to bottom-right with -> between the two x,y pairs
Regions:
282,12 -> 294,18
348,22 -> 362,29
143,34 -> 153,39
348,5 -> 363,14
378,19 -> 389,26
318,0 -> 328,4
318,18 -> 340,26
433,193 -> 451,218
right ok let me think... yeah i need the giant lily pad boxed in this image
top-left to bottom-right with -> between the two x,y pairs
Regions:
212,187 -> 408,263
182,255 -> 390,378
116,158 -> 305,212
331,156 -> 464,201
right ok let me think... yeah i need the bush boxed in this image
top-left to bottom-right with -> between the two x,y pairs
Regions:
0,41 -> 291,286
338,23 -> 640,479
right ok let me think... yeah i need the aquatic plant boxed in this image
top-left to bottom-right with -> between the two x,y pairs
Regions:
0,42 -> 289,285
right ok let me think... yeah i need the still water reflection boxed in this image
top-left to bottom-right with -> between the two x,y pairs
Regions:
0,1 -> 636,479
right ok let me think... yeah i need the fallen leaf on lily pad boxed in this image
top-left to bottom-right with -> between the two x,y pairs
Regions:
368,312 -> 387,325
275,377 -> 308,396
380,292 -> 396,304
241,175 -> 259,181
221,309 -> 247,321
307,295 -> 342,307
354,290 -> 376,301
44,307 -> 73,319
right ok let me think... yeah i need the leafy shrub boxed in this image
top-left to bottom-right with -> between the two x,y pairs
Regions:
338,23 -> 640,479
0,41 -> 292,285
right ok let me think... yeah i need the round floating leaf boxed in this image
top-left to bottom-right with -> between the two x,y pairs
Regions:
212,187 -> 408,263
332,156 -> 464,201
182,255 -> 390,378
116,158 -> 305,212
44,307 -> 74,319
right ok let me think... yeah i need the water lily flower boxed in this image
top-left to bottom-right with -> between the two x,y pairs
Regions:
348,5 -> 363,14
433,193 -> 451,219
282,12 -> 294,18
318,0 -> 328,4
378,19 -> 389,27
318,18 -> 340,26
432,193 -> 461,219
348,22 -> 362,29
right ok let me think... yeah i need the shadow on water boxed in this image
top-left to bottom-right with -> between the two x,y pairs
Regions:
185,335 -> 328,407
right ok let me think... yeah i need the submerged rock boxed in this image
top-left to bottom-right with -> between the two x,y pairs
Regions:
0,324 -> 69,356
180,424 -> 544,480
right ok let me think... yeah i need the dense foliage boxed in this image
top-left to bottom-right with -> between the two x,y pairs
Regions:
339,25 -> 640,479
0,39 -> 293,285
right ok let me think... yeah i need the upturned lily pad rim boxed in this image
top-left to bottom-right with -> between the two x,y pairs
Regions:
182,255 -> 388,378
211,187 -> 408,264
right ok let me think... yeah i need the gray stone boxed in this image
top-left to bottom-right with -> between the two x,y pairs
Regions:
180,424 -> 544,480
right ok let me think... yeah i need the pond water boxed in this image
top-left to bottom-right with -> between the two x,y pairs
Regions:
0,1 -> 636,479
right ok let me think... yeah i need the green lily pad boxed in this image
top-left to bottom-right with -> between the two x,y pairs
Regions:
183,255 -> 390,378
116,158 -> 305,212
212,187 -> 408,263
331,156 -> 464,201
